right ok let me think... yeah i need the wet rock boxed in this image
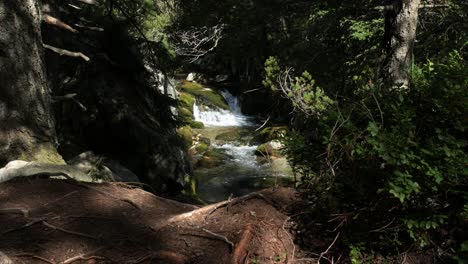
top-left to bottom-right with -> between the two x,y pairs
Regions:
255,140 -> 284,157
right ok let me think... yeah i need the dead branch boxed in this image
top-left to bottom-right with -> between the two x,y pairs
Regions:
74,24 -> 104,32
0,207 -> 29,218
317,232 -> 340,264
52,93 -> 87,111
173,25 -> 225,63
42,220 -> 98,240
43,15 -> 77,33
67,4 -> 81,10
76,0 -> 97,5
43,44 -> 90,62
202,228 -> 234,249
168,192 -> 266,224
12,253 -> 55,264
231,223 -> 253,264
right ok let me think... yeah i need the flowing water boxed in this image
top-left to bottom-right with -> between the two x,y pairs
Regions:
193,90 -> 294,203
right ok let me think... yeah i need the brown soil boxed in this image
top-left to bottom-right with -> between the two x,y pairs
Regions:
0,178 -> 301,264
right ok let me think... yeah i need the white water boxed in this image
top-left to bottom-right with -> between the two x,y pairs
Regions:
193,90 -> 250,127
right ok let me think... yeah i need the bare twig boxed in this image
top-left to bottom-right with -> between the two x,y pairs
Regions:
255,115 -> 271,132
202,228 -> 234,248
173,25 -> 225,63
43,44 -> 90,62
317,232 -> 340,264
74,24 -> 104,32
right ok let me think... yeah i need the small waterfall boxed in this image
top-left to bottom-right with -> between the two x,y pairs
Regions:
193,90 -> 250,127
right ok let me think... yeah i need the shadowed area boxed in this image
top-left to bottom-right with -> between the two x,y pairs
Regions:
0,178 -> 298,264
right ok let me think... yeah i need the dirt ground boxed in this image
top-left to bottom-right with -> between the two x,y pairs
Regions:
0,178 -> 304,264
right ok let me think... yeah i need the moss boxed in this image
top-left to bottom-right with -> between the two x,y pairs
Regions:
177,126 -> 193,148
178,107 -> 194,122
18,143 -> 66,164
190,121 -> 205,129
178,92 -> 195,109
195,143 -> 209,153
180,81 -> 229,110
215,129 -> 254,145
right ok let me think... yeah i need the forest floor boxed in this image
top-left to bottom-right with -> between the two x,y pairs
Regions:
0,178 -> 310,264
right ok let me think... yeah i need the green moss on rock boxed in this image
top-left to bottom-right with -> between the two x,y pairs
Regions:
195,143 -> 209,153
180,81 -> 229,110
177,126 -> 193,148
190,121 -> 205,129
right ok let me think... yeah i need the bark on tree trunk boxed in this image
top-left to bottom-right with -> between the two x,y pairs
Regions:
382,0 -> 421,90
0,1 -> 63,165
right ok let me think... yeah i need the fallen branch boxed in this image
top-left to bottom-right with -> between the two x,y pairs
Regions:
43,44 -> 90,62
43,15 -> 77,33
231,223 -> 253,264
202,228 -> 234,249
168,192 -> 265,224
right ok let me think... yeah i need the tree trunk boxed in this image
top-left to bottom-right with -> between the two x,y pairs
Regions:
382,0 -> 421,90
0,1 -> 63,165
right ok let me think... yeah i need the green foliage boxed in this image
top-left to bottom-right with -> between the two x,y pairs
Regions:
262,56 -> 281,92
288,71 -> 334,117
285,50 -> 467,255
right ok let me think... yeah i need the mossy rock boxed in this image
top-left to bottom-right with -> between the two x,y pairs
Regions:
179,81 -> 229,110
195,149 -> 231,168
190,121 -> 205,129
258,126 -> 289,141
195,143 -> 209,153
215,129 -> 254,145
178,107 -> 194,123
178,92 -> 195,109
177,126 -> 193,148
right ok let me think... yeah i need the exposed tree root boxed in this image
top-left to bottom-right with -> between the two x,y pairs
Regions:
62,247 -> 107,263
231,223 -> 253,264
12,253 -> 55,264
129,251 -> 188,264
42,220 -> 98,240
